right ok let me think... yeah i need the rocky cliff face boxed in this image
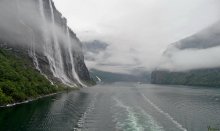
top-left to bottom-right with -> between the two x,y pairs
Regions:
0,0 -> 92,87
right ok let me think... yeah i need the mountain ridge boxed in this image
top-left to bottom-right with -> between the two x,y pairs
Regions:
152,21 -> 220,87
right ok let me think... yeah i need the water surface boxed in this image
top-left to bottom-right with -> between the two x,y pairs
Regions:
0,83 -> 220,131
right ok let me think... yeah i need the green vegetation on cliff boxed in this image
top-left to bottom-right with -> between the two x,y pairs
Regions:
0,48 -> 63,106
151,69 -> 220,87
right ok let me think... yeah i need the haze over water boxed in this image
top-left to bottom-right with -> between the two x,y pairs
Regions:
0,83 -> 220,131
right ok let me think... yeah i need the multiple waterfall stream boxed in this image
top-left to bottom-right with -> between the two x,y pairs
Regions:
9,0 -> 87,86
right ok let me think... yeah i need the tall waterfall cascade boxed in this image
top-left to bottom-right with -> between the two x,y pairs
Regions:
66,27 -> 87,87
0,0 -> 90,87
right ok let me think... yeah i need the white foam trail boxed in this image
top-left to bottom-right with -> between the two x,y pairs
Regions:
141,94 -> 187,131
113,97 -> 164,131
138,108 -> 164,131
113,97 -> 144,131
75,94 -> 97,130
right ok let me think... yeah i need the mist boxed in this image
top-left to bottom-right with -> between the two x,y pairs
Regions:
53,0 -> 220,73
158,46 -> 220,71
1,0 -> 219,74
0,0 -> 81,52
158,21 -> 220,71
0,0 -> 87,86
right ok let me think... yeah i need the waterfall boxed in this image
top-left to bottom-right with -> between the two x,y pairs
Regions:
28,27 -> 41,72
66,27 -> 87,87
13,0 -> 87,87
38,0 -> 47,46
48,0 -> 74,86
15,0 -> 41,72
30,0 -> 54,85
39,0 -> 79,87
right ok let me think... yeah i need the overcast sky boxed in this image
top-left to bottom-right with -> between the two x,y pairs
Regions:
53,0 -> 220,73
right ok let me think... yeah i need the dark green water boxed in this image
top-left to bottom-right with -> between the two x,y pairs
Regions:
0,83 -> 220,131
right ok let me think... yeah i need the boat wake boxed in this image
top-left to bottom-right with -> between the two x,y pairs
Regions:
112,97 -> 164,131
141,93 -> 187,131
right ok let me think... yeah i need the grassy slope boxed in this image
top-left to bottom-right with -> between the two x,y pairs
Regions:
0,48 -> 64,106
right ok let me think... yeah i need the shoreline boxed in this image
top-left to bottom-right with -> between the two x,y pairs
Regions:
0,87 -> 80,108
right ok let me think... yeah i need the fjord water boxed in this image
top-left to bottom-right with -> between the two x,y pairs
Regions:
0,83 -> 220,131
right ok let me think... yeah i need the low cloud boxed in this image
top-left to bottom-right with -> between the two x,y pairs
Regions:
54,0 -> 220,73
0,0 -> 81,52
158,22 -> 220,71
159,46 -> 220,71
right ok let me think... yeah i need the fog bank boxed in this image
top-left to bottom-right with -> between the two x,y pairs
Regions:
54,0 -> 220,73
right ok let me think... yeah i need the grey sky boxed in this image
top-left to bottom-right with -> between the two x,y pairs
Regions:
53,0 -> 220,73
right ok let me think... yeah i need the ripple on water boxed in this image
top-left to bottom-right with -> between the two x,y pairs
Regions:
112,97 -> 165,131
74,94 -> 98,131
141,94 -> 187,131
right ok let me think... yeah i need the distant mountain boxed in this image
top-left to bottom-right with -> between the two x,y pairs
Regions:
83,40 -> 109,54
152,22 -> 220,87
165,22 -> 220,51
90,69 -> 150,83
83,40 -> 150,83
83,40 -> 109,61
151,68 -> 220,87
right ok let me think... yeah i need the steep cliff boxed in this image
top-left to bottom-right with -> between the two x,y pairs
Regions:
0,0 -> 93,87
